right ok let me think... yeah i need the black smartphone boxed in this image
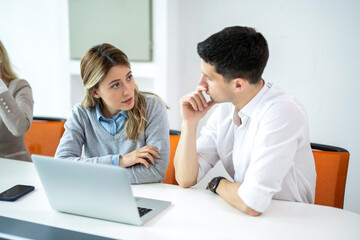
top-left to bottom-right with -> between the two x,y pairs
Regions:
0,184 -> 35,201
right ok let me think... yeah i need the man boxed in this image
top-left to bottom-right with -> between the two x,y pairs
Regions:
174,26 -> 316,216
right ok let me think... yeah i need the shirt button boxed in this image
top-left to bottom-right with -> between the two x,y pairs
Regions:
7,110 -> 11,113
2,102 -> 6,105
0,98 -> 3,101
5,106 -> 8,109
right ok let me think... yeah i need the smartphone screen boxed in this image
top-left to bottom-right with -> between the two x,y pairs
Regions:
0,185 -> 35,201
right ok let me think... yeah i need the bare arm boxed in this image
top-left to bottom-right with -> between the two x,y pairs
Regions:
174,122 -> 199,187
174,85 -> 215,188
215,179 -> 261,216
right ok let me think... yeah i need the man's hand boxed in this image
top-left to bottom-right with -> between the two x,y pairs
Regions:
119,145 -> 160,168
180,86 -> 216,125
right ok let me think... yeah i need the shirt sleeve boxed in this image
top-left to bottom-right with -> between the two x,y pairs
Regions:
238,101 -> 307,212
124,95 -> 170,184
112,154 -> 120,166
196,105 -> 221,182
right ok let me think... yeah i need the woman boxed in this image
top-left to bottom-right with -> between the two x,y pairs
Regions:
0,40 -> 34,162
55,43 -> 170,184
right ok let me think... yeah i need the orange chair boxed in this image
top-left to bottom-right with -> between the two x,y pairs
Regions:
163,130 -> 180,185
25,116 -> 66,157
311,143 -> 350,209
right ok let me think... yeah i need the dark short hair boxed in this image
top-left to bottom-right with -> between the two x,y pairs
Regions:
197,26 -> 269,84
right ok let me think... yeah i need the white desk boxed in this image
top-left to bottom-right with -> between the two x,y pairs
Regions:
1,158 -> 359,240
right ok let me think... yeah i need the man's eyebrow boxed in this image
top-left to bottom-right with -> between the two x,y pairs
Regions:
126,71 -> 132,76
202,72 -> 210,78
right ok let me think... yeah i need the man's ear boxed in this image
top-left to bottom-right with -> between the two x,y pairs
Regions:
234,78 -> 247,92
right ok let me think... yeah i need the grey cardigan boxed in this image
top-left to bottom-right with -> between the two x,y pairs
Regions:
0,79 -> 34,161
55,94 -> 170,184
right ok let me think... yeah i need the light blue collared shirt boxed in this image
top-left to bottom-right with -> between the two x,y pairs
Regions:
95,104 -> 127,165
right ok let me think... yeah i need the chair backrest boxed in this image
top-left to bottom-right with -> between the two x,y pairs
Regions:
163,130 -> 180,185
25,117 -> 66,157
311,143 -> 350,209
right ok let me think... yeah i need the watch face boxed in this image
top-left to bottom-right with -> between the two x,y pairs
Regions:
208,177 -> 225,194
210,177 -> 222,193
209,179 -> 217,192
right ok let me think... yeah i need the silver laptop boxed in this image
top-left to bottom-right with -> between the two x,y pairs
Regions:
32,154 -> 171,226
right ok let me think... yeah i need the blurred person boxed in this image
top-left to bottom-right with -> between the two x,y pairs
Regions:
0,40 -> 34,161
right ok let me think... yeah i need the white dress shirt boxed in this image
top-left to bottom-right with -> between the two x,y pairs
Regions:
196,82 -> 316,212
0,79 -> 7,93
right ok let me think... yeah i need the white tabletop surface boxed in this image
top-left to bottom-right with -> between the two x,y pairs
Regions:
1,158 -> 359,240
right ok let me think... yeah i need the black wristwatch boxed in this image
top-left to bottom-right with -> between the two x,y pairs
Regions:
207,176 -> 226,194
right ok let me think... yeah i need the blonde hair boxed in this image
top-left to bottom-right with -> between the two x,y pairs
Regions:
0,40 -> 18,81
80,43 -> 147,141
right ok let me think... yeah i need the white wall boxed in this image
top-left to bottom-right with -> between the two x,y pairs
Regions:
0,0 -> 71,118
1,0 -> 359,214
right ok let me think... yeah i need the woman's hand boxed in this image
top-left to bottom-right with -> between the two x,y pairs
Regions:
119,145 -> 160,168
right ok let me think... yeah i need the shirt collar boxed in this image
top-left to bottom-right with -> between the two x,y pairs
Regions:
95,104 -> 127,121
233,81 -> 272,125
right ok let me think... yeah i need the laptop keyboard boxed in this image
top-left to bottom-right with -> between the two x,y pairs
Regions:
137,207 -> 152,217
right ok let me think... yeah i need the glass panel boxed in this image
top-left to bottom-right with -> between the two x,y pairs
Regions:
69,0 -> 152,61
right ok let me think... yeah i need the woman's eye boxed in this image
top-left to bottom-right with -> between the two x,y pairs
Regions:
126,75 -> 133,81
112,83 -> 119,88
